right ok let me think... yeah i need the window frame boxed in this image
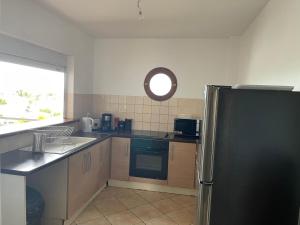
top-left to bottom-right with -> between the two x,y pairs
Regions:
0,55 -> 67,129
144,67 -> 177,101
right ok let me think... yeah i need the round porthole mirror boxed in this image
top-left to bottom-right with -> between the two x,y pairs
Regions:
144,67 -> 177,101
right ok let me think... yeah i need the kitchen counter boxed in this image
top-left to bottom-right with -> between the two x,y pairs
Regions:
80,129 -> 200,143
1,130 -> 200,176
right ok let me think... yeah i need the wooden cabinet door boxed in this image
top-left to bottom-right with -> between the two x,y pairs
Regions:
98,138 -> 111,188
68,149 -> 89,217
90,143 -> 101,194
68,143 -> 100,218
103,138 -> 111,182
111,137 -> 131,181
168,142 -> 196,189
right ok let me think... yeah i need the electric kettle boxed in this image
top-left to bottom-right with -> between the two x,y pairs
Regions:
82,116 -> 94,132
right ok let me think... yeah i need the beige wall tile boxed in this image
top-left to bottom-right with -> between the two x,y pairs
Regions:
151,106 -> 160,114
135,122 -> 143,130
177,98 -> 204,118
111,104 -> 119,112
126,96 -> 136,105
110,95 -> 119,104
169,98 -> 178,107
151,100 -> 160,106
126,113 -> 135,119
168,115 -> 176,124
143,96 -> 152,105
135,113 -> 143,122
143,105 -> 151,114
104,103 -> 111,112
127,104 -> 135,113
150,123 -> 159,131
159,115 -> 169,123
160,100 -> 169,106
73,94 -> 93,118
119,104 -> 126,113
92,95 -> 104,116
159,123 -> 168,132
142,114 -> 151,123
168,107 -> 177,116
91,95 -> 203,132
168,123 -> 174,132
143,122 -> 151,130
159,106 -> 168,115
135,96 -> 143,105
119,95 -> 126,104
151,114 -> 159,123
105,95 -> 110,104
115,112 -> 125,119
135,105 -> 143,113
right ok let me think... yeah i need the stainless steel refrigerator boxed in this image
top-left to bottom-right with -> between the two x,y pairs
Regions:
196,85 -> 300,225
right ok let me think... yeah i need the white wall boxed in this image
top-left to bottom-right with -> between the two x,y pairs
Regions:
238,0 -> 300,90
0,0 -> 94,94
94,38 -> 239,99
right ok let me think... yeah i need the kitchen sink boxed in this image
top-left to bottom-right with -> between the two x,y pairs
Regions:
20,136 -> 97,154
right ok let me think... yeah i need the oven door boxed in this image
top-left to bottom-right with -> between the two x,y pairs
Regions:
130,147 -> 169,180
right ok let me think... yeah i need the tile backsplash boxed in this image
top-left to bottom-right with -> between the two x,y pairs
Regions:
92,95 -> 204,132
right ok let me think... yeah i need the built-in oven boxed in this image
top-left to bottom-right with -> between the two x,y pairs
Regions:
129,138 -> 169,180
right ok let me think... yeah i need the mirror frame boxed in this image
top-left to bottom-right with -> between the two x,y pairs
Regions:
144,67 -> 177,101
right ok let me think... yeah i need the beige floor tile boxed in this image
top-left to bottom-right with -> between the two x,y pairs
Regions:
171,195 -> 196,207
166,208 -> 194,225
76,205 -> 103,224
113,188 -> 137,199
130,204 -> 163,222
145,215 -> 178,225
77,216 -> 111,225
160,193 -> 179,199
94,197 -> 127,216
106,210 -> 143,225
135,190 -> 167,202
94,188 -> 118,201
152,199 -> 182,214
118,194 -> 148,209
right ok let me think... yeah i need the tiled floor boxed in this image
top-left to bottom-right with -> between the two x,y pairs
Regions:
72,187 -> 196,225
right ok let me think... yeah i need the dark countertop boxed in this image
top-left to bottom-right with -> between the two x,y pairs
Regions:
82,129 -> 200,144
1,130 -> 200,176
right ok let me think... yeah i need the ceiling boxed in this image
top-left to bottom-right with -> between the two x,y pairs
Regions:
35,0 -> 270,38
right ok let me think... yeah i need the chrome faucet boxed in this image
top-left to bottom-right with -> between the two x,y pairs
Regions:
32,132 -> 48,152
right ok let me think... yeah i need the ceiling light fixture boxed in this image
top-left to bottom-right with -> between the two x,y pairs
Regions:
137,0 -> 144,20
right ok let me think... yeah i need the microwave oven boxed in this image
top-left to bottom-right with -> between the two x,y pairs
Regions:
174,118 -> 201,138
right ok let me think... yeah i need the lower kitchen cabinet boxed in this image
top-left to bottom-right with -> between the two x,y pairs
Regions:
98,138 -> 111,188
67,142 -> 101,218
110,137 -> 131,181
168,142 -> 197,189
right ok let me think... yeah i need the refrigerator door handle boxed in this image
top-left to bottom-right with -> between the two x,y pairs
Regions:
200,181 -> 213,185
197,183 -> 213,225
199,85 -> 220,182
196,85 -> 221,225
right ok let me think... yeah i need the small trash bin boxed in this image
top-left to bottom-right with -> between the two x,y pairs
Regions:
26,186 -> 45,225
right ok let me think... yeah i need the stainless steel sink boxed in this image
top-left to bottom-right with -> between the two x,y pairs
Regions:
20,136 -> 97,154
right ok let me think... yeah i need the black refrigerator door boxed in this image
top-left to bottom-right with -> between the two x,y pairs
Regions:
209,88 -> 300,225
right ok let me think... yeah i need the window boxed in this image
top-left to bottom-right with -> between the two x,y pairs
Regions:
0,60 -> 65,128
144,67 -> 177,101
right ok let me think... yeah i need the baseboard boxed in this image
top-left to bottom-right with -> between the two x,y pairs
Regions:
63,184 -> 107,225
108,179 -> 196,196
